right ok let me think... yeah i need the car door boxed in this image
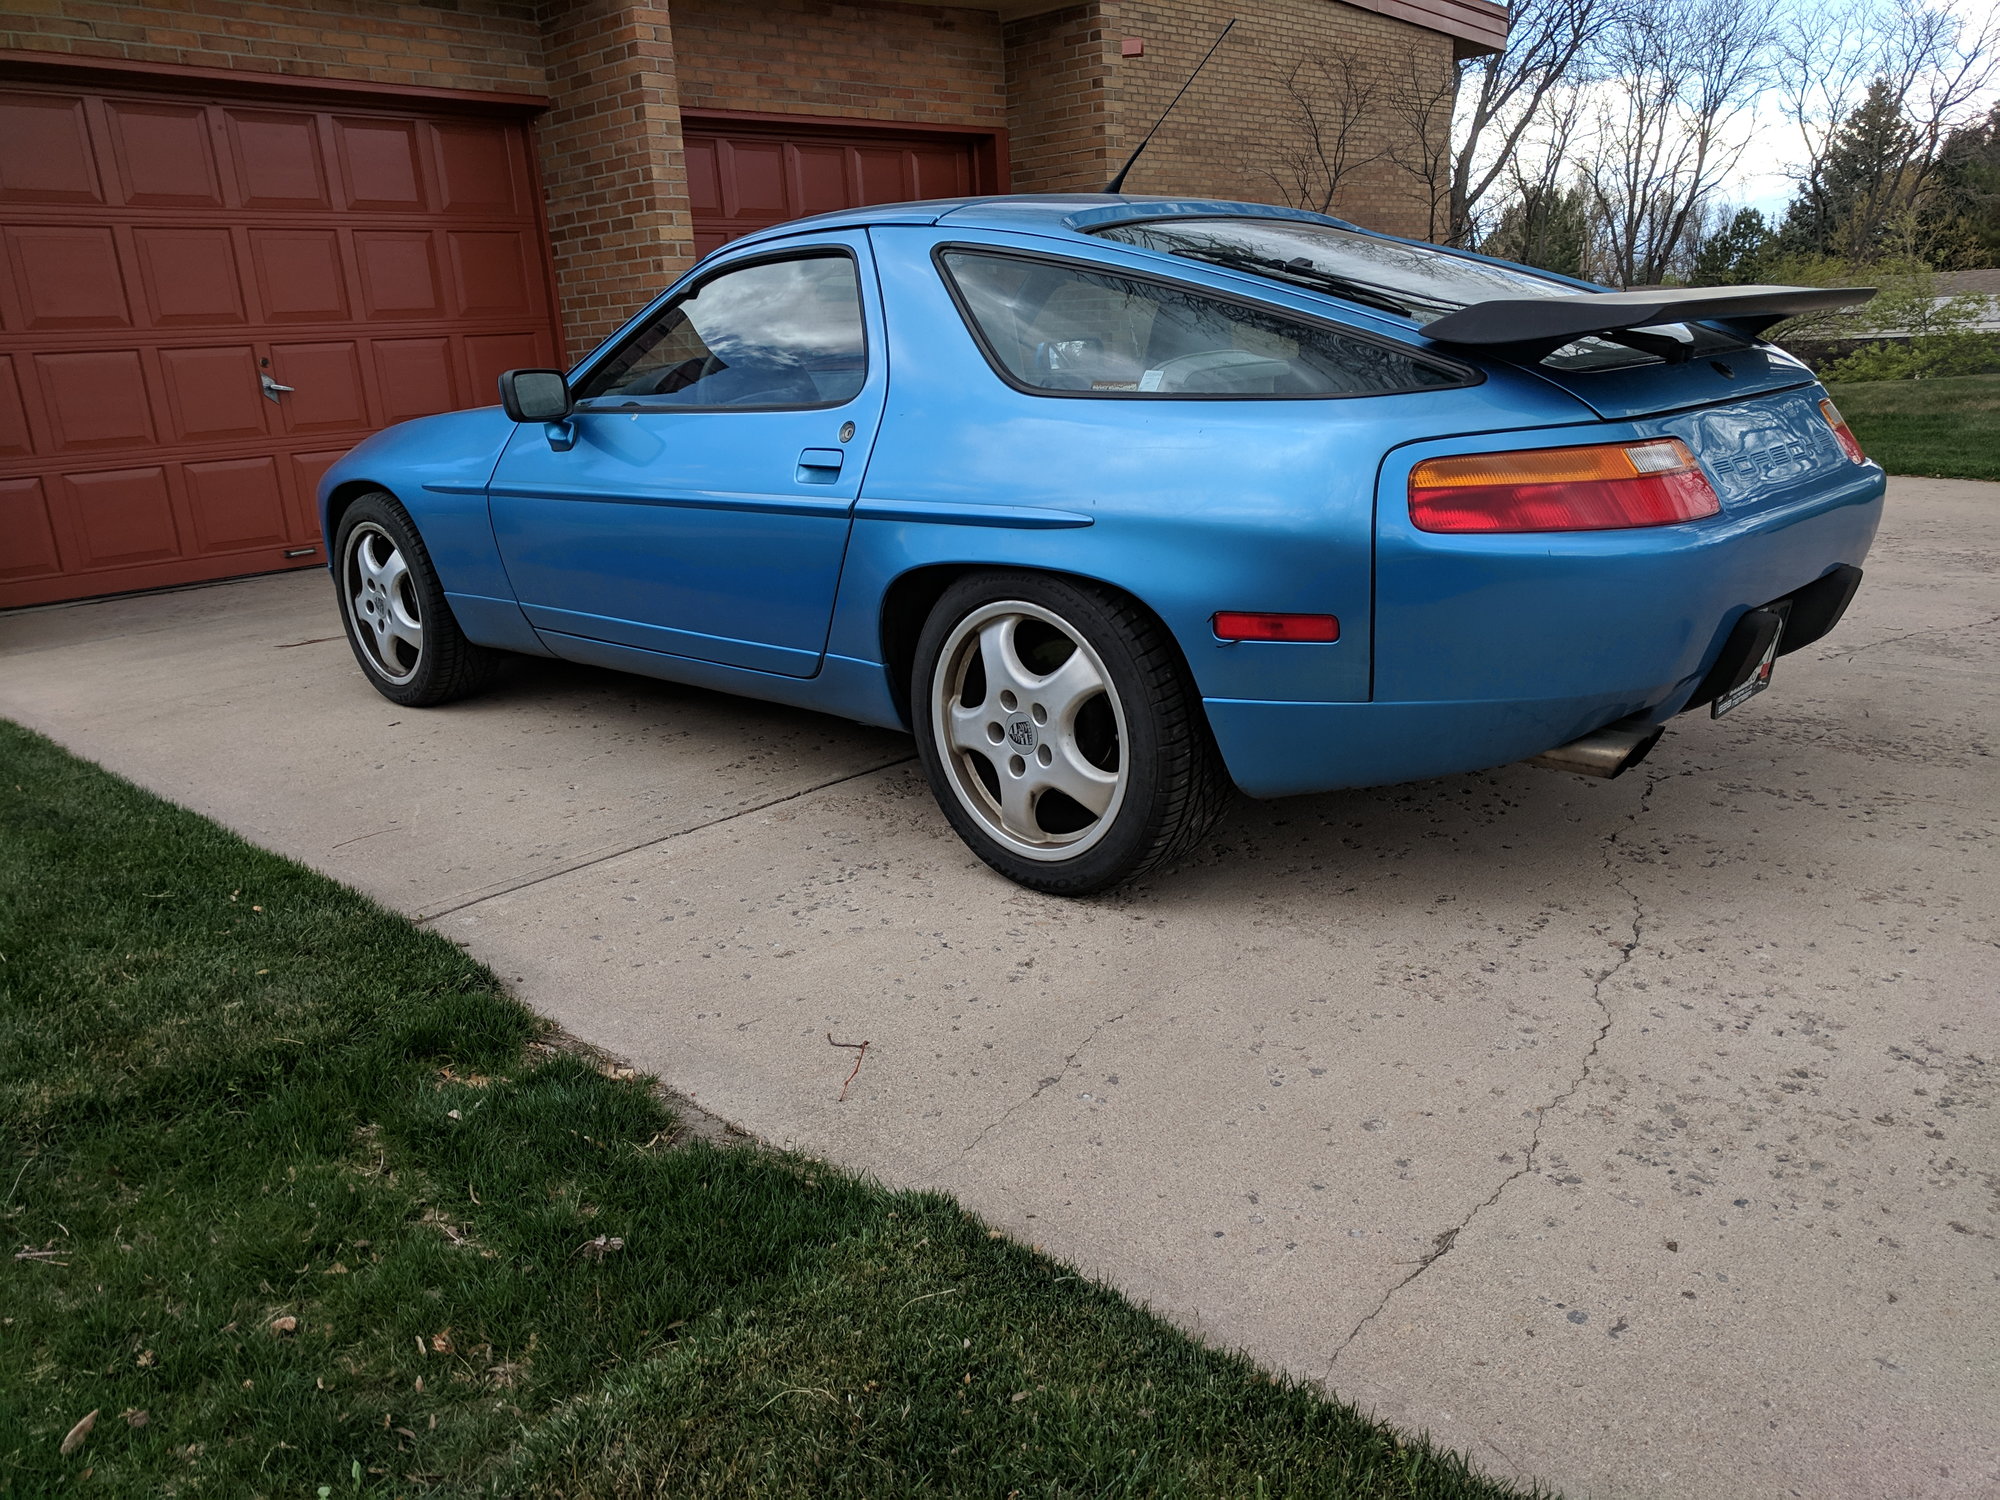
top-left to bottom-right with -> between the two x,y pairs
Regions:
487,236 -> 885,678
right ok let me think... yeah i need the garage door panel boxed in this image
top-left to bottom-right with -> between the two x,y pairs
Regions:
854,147 -> 913,206
724,140 -> 788,218
5,225 -> 132,330
157,345 -> 268,444
184,455 -> 290,550
336,116 -> 427,211
448,231 -> 533,318
0,478 -> 64,581
270,340 -> 372,434
373,337 -> 458,424
0,358 -> 32,458
226,109 -> 333,209
247,229 -> 351,323
355,231 -> 444,320
0,94 -> 103,205
288,449 -> 347,539
431,121 -> 521,213
464,331 -> 544,398
61,465 -> 181,567
911,145 -> 971,199
34,350 -> 155,451
134,227 -> 247,328
104,100 -> 225,207
790,144 -> 852,218
686,136 -> 722,214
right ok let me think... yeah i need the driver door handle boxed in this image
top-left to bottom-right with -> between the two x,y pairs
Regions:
796,447 -> 843,484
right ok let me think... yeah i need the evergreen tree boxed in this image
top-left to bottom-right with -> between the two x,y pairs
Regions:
1928,104 -> 2000,268
1780,78 -> 1926,261
1482,183 -> 1594,279
1690,207 -> 1774,284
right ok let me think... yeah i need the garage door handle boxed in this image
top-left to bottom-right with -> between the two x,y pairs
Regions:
260,373 -> 295,403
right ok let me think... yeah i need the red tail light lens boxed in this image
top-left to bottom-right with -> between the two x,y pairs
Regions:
1408,438 -> 1721,534
1818,397 -> 1867,464
1213,611 -> 1340,642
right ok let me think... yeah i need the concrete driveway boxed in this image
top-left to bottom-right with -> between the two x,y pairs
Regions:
4,476 -> 1995,1500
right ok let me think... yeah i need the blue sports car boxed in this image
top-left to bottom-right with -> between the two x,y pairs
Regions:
319,195 -> 1883,894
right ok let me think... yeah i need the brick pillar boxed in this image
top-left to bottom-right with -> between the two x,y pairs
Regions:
1004,3 -> 1120,193
536,0 -> 693,361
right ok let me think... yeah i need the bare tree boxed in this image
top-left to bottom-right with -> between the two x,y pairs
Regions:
1582,0 -> 1773,285
1419,0 -> 1624,245
1260,51 -> 1384,216
1385,54 -> 1460,241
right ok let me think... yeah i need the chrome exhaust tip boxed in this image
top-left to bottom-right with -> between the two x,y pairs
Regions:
1526,722 -> 1664,780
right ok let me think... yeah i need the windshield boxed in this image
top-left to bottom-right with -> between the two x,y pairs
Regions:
1092,218 -> 1749,372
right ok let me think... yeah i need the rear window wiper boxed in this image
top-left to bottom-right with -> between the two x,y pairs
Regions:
1163,247 -> 1419,318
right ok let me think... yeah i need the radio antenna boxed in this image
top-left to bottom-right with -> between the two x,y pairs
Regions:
1104,18 -> 1237,194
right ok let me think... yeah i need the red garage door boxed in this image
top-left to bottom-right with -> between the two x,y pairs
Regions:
683,115 -> 996,256
0,81 -> 560,608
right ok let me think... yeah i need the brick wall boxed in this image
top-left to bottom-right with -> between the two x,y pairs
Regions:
1004,3 -> 1117,193
668,0 -> 1005,128
536,0 -> 692,358
0,0 -> 543,93
1100,0 -> 1457,237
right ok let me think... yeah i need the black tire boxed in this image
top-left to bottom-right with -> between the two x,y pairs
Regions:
911,571 -> 1232,895
332,490 -> 502,707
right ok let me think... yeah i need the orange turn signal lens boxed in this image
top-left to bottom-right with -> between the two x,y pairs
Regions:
1818,398 -> 1868,464
1408,438 -> 1722,534
1213,611 -> 1340,642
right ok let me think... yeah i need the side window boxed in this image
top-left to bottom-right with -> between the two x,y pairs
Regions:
940,249 -> 1461,398
573,253 -> 867,409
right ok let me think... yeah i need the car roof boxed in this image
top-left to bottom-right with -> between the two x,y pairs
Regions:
721,194 -> 1370,251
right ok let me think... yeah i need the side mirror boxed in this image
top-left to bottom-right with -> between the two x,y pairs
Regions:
498,368 -> 572,424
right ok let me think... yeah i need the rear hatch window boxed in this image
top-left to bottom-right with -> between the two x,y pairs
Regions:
1092,218 -> 1816,418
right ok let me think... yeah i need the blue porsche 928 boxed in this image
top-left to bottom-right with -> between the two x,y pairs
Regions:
318,194 -> 1883,894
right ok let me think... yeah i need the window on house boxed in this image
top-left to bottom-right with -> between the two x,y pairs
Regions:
574,253 -> 867,408
940,248 -> 1463,397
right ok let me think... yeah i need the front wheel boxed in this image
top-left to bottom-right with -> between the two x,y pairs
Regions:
333,491 -> 500,707
912,572 -> 1230,895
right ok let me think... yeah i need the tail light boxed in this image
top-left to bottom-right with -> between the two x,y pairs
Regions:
1818,397 -> 1868,464
1408,438 -> 1721,534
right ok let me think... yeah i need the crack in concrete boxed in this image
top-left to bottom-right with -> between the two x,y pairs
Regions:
946,1010 -> 1127,1171
1325,769 -> 1661,1376
1821,611 -> 2000,663
415,754 -> 916,923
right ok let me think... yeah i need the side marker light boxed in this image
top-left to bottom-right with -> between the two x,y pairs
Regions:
1213,611 -> 1339,642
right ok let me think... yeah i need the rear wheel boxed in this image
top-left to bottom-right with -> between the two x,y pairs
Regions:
912,572 -> 1230,895
333,491 -> 500,707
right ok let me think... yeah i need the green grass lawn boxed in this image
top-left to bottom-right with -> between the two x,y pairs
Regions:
1825,372 -> 2000,482
0,719 -> 1538,1499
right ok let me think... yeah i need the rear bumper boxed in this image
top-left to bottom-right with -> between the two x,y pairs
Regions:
1207,692 -> 1683,797
1210,461 -> 1884,799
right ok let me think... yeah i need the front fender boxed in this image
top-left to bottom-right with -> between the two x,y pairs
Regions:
316,407 -> 519,600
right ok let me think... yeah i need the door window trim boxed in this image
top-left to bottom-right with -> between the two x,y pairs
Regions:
932,241 -> 1477,402
569,245 -> 871,414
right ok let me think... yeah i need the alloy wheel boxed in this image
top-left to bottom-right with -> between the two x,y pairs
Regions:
342,522 -> 424,685
931,600 -> 1130,861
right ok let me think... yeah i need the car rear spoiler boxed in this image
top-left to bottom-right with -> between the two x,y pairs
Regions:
1420,284 -> 1876,361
